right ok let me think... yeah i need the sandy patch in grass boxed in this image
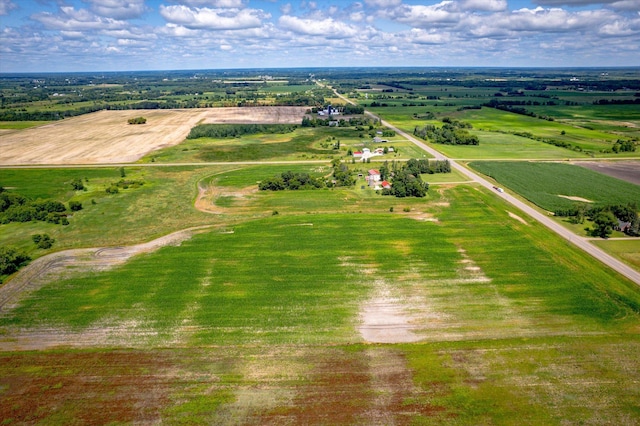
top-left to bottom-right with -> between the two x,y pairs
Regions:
558,194 -> 593,203
507,211 -> 528,225
359,284 -> 424,343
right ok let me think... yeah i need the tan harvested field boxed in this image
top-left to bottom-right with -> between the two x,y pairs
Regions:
0,107 -> 308,165
200,106 -> 308,124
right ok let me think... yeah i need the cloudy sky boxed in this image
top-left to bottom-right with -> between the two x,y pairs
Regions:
1,0 -> 638,72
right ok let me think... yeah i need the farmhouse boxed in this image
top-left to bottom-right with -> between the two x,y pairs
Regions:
367,169 -> 381,188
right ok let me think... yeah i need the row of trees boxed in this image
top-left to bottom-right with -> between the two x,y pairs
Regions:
187,123 -> 297,139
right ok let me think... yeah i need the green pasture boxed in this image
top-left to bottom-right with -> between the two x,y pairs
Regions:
0,121 -> 51,130
143,126 -> 422,163
469,161 -> 640,212
2,182 -> 640,423
0,166 -> 225,256
593,239 -> 640,270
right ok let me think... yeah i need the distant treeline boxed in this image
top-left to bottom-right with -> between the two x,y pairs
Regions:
483,99 -> 555,121
187,123 -> 298,139
593,98 -> 640,105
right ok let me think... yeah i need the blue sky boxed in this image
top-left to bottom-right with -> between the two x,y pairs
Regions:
1,0 -> 638,72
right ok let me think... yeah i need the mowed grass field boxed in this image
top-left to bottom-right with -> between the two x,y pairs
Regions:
2,163 -> 640,424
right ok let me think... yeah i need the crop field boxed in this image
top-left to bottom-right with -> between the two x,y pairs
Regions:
2,177 -> 640,423
468,161 -> 640,212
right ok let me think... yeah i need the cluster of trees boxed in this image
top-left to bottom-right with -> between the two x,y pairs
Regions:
414,118 -> 479,146
382,169 -> 429,198
0,246 -> 30,281
259,161 -> 355,191
128,116 -> 147,124
377,160 -> 431,198
555,202 -> 639,238
330,159 -> 356,187
0,188 -> 78,225
187,123 -> 297,139
611,139 -> 637,153
259,170 -> 325,191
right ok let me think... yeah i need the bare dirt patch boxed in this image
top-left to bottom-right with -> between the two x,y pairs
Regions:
200,106 -> 308,124
0,109 -> 210,165
0,350 -> 174,424
573,160 -> 640,186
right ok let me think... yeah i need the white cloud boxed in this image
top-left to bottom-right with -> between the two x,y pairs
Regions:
0,0 -> 17,16
364,0 -> 402,7
407,28 -> 450,44
32,7 -> 127,31
169,0 -> 246,7
385,2 -> 461,27
460,0 -> 507,12
159,5 -> 269,30
609,0 -> 640,10
86,0 -> 147,20
599,20 -> 635,36
278,15 -> 360,37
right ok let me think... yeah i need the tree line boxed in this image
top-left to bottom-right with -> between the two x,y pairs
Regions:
187,123 -> 298,139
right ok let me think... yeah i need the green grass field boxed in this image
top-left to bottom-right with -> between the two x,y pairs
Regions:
2,180 -> 639,424
2,88 -> 640,424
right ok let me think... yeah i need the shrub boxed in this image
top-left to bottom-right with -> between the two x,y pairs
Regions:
32,234 -> 55,249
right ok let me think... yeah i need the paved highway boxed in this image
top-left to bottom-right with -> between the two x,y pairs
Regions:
331,87 -> 640,286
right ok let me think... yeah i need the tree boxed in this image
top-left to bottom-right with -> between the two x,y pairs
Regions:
0,246 -> 30,277
591,211 -> 617,238
69,200 -> 83,211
